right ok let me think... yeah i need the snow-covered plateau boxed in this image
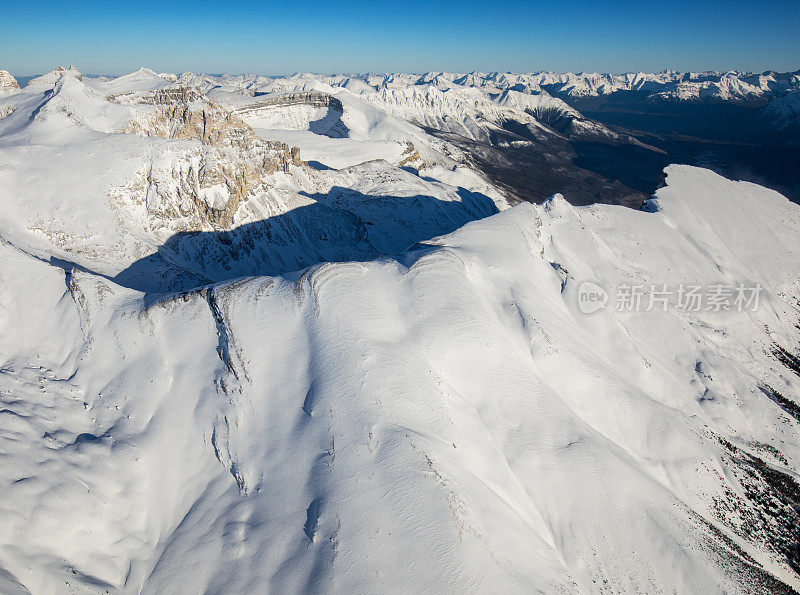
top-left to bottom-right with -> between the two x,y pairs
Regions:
0,66 -> 799,593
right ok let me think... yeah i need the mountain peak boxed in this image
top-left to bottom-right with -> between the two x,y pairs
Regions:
25,65 -> 82,88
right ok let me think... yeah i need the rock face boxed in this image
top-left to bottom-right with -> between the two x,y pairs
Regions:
241,91 -> 344,111
109,86 -> 205,105
236,92 -> 350,138
116,90 -> 303,228
0,70 -> 19,94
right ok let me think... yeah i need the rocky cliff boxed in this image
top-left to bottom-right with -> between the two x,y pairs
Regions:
116,89 -> 304,228
0,70 -> 19,93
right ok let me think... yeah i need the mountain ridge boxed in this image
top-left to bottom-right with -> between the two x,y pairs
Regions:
1,163 -> 799,592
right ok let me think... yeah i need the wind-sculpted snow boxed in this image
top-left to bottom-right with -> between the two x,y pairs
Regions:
0,164 -> 799,592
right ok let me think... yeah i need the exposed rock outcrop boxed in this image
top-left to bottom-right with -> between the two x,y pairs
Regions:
238,91 -> 344,112
0,71 -> 20,94
397,141 -> 424,168
115,91 -> 303,228
109,86 -> 205,106
290,146 -> 303,166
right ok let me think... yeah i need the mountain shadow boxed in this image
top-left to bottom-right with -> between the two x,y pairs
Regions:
113,186 -> 498,295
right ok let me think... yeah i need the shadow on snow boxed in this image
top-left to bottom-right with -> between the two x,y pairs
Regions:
112,186 -> 498,295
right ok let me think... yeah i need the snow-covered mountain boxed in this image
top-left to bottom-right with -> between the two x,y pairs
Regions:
1,66 -> 799,593
528,69 -> 800,104
761,90 -> 800,135
0,66 -> 504,293
100,70 -> 648,148
126,68 -> 800,141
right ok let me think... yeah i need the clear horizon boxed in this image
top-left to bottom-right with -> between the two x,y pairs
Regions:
3,0 -> 800,76
8,66 -> 800,79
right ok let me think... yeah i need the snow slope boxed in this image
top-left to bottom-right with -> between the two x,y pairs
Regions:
1,159 -> 800,592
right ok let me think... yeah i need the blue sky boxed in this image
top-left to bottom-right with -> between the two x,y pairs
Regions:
3,0 -> 799,76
